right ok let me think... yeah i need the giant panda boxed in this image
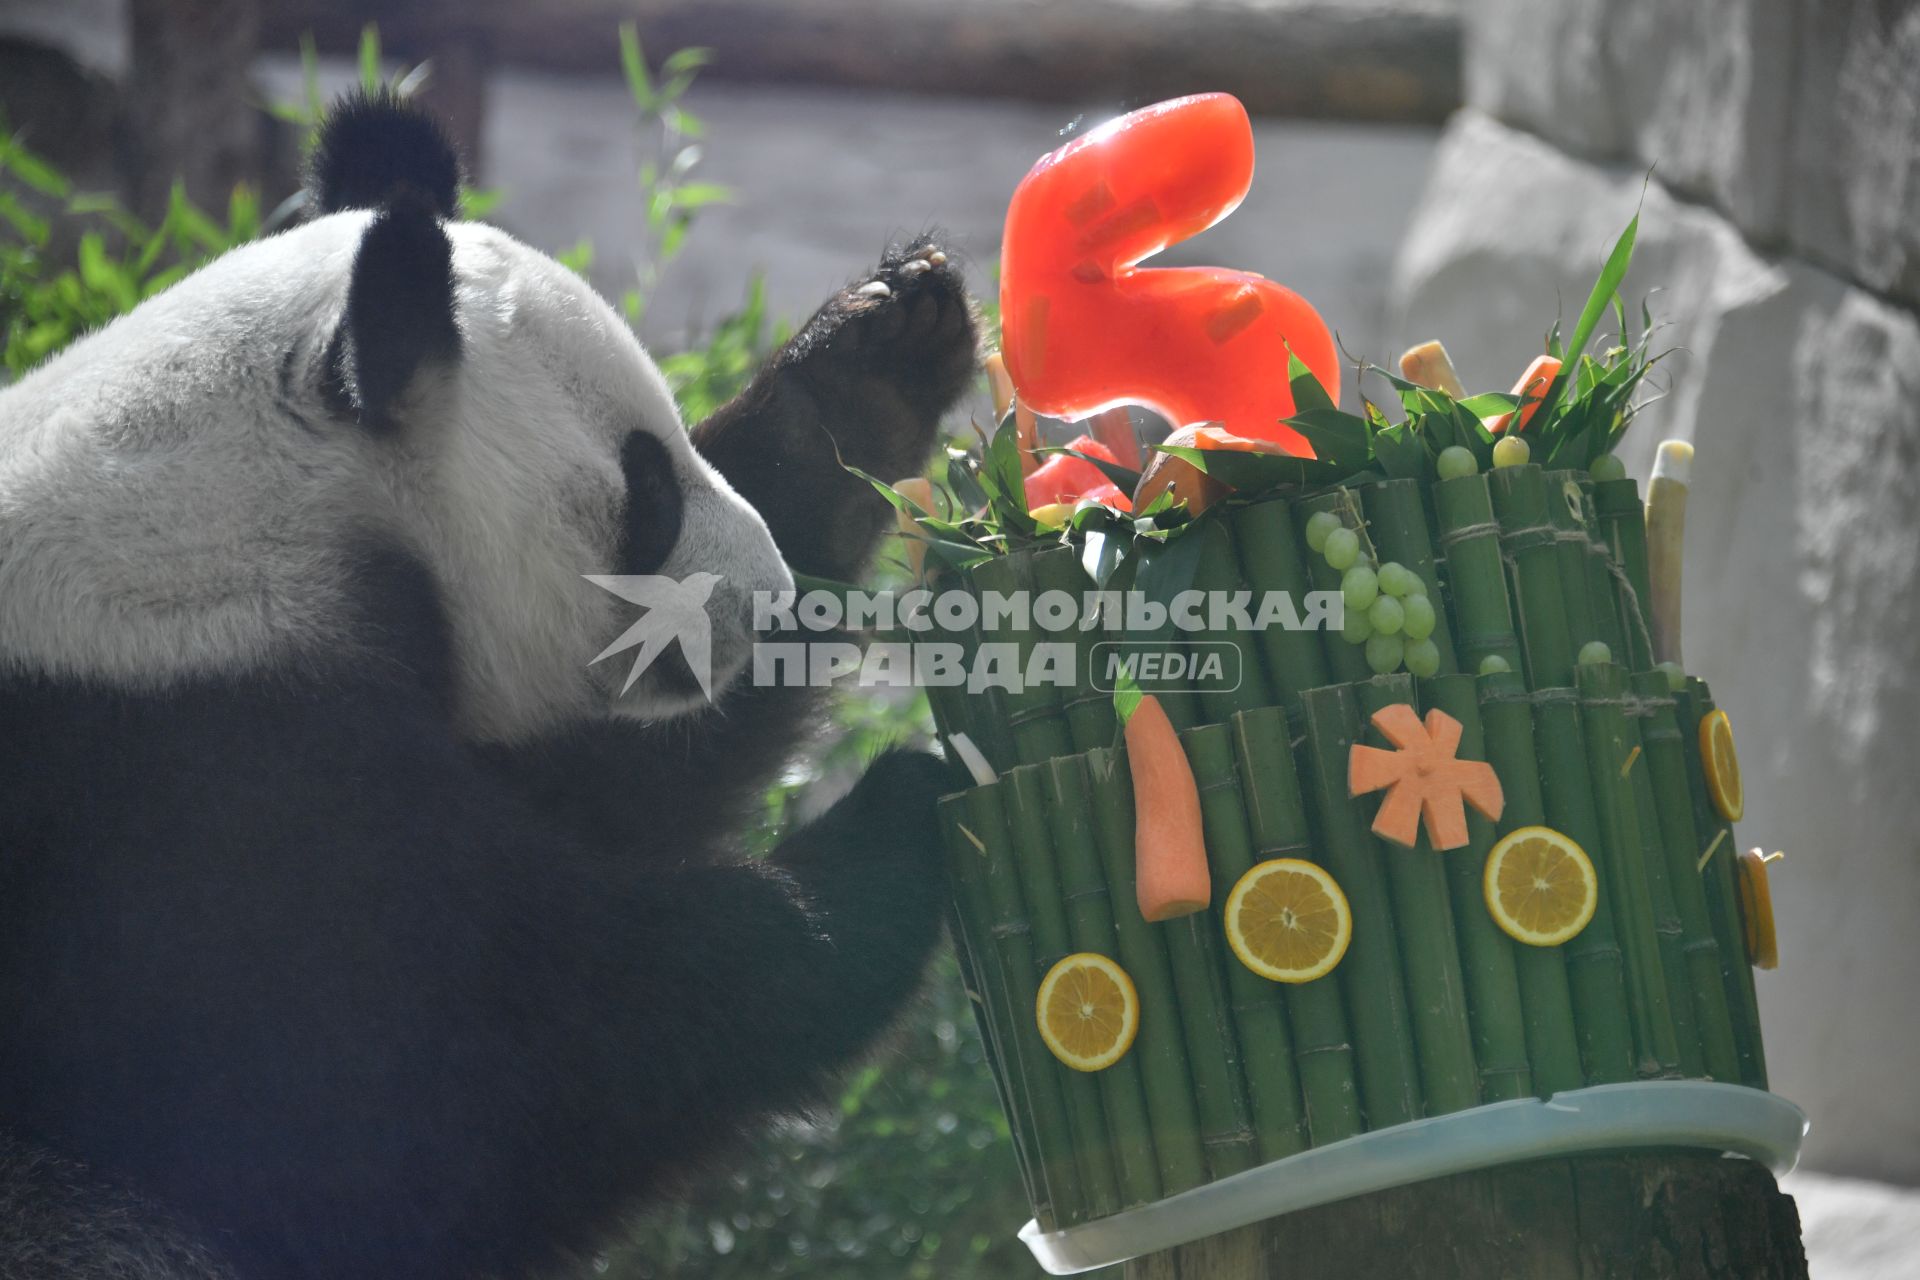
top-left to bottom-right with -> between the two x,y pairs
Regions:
0,92 -> 978,1279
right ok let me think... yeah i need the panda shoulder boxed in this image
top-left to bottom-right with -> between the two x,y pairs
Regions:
306,90 -> 462,220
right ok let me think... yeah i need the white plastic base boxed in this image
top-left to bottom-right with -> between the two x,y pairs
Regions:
1019,1081 -> 1807,1275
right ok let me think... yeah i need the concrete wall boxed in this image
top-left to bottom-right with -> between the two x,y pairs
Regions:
1391,1 -> 1920,1184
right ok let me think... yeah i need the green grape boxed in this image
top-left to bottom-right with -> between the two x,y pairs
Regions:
1577,640 -> 1613,666
1323,526 -> 1360,571
1341,606 -> 1374,645
1478,654 -> 1512,675
1492,435 -> 1531,468
1305,510 -> 1342,553
1342,564 -> 1379,612
1367,595 -> 1405,636
1404,637 -> 1441,678
1436,445 -> 1478,480
1365,632 -> 1405,675
1377,561 -> 1419,598
1590,453 -> 1627,482
1401,593 -> 1436,641
1655,660 -> 1686,691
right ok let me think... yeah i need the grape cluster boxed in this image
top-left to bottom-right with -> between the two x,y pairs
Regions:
1305,510 -> 1442,677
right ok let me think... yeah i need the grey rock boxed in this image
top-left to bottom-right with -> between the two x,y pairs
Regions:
1393,110 -> 1920,1185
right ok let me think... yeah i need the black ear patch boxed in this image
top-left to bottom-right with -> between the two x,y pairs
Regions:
307,90 -> 461,219
326,189 -> 462,432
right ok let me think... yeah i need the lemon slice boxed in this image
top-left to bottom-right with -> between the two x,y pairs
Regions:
1483,826 -> 1598,946
1222,859 -> 1352,983
1035,953 -> 1140,1072
1698,709 -> 1744,822
1737,848 -> 1779,970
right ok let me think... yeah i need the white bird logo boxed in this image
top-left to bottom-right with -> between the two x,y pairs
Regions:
583,572 -> 723,700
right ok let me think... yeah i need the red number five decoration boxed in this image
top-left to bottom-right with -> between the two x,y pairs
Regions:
1000,93 -> 1340,454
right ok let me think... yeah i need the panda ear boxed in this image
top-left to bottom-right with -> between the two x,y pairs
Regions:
327,191 -> 462,432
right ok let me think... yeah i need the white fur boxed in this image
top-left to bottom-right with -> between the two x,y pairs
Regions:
0,213 -> 792,742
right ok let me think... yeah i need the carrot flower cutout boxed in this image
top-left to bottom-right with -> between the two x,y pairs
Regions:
1348,704 -> 1504,851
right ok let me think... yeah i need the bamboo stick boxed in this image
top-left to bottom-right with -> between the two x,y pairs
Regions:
968,553 -> 1075,767
1473,670 -> 1587,1096
1421,674 -> 1533,1102
1542,470 -> 1603,660
1230,705 -> 1365,1145
939,792 -> 1054,1226
1191,517 -> 1278,725
1083,746 -> 1214,1192
1592,476 -> 1656,672
1042,756 -> 1163,1206
1677,682 -> 1769,1090
1433,473 -> 1525,675
1292,491 -> 1376,684
1297,683 -> 1423,1128
1574,662 -> 1683,1078
1229,498 -> 1332,723
1353,675 -> 1481,1116
1487,464 -> 1577,690
1646,441 -> 1692,667
1630,671 -> 1742,1083
1360,478 -> 1459,673
1180,723 -> 1308,1161
1005,766 -> 1123,1215
960,782 -> 1090,1220
1029,544 -> 1119,753
1124,537 -> 1204,732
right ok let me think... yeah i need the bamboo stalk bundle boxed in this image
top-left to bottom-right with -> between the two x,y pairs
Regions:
968,553 -> 1075,767
1030,544 -> 1120,753
1630,671 -> 1743,1083
1353,675 -> 1481,1116
1180,723 -> 1308,1161
1229,498 -> 1332,722
1473,670 -> 1588,1096
939,792 -> 1056,1226
961,782 -> 1091,1219
1420,674 -> 1533,1102
1005,766 -> 1123,1216
1230,705 -> 1365,1145
1592,477 -> 1657,672
1542,470 -> 1603,660
1158,913 -> 1260,1178
1123,537 -> 1204,732
1190,518 -> 1278,725
1527,683 -> 1639,1086
1083,746 -> 1215,1192
1487,464 -> 1577,690
1292,491 -> 1376,684
1432,473 -> 1525,675
1360,478 -> 1459,672
1297,683 -> 1423,1128
1042,757 -> 1164,1205
1616,681 -> 1707,1078
1574,662 -> 1683,1078
1676,682 -> 1769,1090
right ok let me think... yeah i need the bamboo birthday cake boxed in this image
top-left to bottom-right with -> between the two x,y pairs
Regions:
883,94 -> 1783,1247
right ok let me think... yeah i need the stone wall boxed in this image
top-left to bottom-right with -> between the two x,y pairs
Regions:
1391,1 -> 1920,1184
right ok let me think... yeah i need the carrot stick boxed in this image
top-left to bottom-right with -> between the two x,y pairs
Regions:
1486,354 -> 1562,434
1126,694 -> 1210,922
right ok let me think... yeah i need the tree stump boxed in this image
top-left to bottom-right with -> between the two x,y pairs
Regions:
1123,1150 -> 1807,1279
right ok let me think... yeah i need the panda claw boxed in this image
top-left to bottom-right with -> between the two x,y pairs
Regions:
898,258 -> 931,278
927,249 -> 948,266
854,279 -> 892,298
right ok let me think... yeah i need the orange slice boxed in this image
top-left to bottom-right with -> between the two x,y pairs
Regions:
1222,859 -> 1352,983
1698,709 -> 1744,822
1737,848 -> 1779,970
1483,826 -> 1598,946
1035,953 -> 1140,1072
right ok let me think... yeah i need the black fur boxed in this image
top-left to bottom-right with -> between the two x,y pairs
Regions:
0,228 -> 980,1277
618,431 -> 686,577
327,189 -> 463,433
306,90 -> 461,220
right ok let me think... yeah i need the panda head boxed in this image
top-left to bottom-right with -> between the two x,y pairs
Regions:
0,92 -> 794,740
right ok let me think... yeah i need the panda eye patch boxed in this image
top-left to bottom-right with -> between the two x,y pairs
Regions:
618,432 -> 685,577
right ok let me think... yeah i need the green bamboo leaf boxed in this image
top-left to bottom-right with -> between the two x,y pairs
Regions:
1455,392 -> 1521,418
1151,442 -> 1340,492
1371,424 -> 1427,479
1032,445 -> 1140,493
1282,407 -> 1372,472
357,24 -> 383,94
619,23 -> 655,110
0,139 -> 70,198
1286,347 -> 1336,413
